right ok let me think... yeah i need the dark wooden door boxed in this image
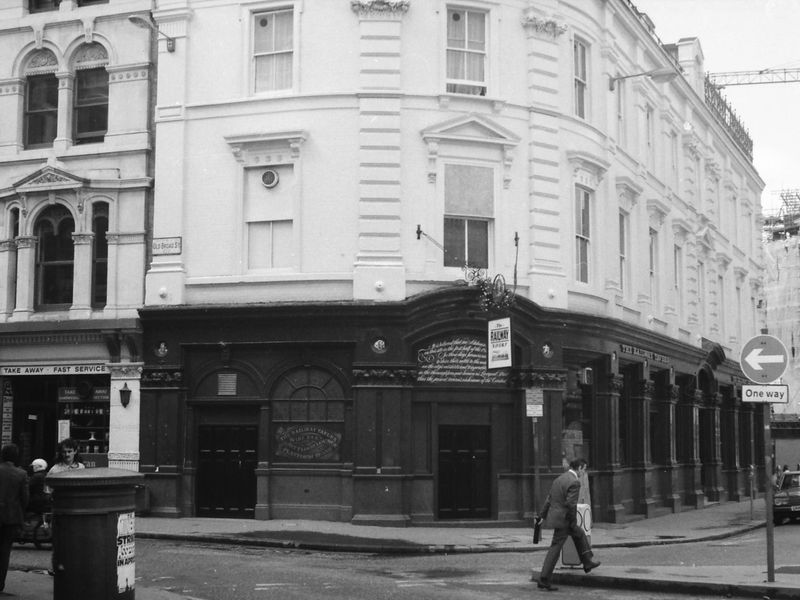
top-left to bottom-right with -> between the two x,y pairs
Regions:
196,425 -> 257,518
438,425 -> 490,519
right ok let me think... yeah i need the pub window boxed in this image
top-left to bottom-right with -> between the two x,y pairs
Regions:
271,366 -> 346,463
34,205 -> 75,308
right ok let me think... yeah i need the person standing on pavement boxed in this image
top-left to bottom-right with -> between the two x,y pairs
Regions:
0,444 -> 29,595
535,457 -> 600,591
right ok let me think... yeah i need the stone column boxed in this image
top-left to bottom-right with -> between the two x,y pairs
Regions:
684,389 -> 706,508
0,240 -> 16,318
594,359 -> 625,522
107,362 -> 143,472
70,232 -> 93,317
12,236 -> 36,318
521,9 -> 569,307
350,1 -> 409,301
53,72 -> 73,153
630,375 -> 655,516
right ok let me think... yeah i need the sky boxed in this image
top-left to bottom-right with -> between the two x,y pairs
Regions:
633,0 -> 800,215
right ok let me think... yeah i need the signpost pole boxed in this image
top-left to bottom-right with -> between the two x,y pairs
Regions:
765,404 -> 775,583
739,334 -> 787,585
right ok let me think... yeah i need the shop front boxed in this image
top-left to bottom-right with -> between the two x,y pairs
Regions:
0,321 -> 142,472
139,288 -> 763,524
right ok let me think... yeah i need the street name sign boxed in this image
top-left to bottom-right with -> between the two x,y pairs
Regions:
740,334 -> 788,384
742,384 -> 789,403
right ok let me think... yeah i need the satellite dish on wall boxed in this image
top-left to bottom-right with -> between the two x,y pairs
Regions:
261,169 -> 279,189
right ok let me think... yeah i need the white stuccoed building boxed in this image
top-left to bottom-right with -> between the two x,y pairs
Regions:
134,0 -> 766,524
0,0 -> 152,475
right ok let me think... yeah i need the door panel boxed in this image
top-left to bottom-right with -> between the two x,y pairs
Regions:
438,425 -> 490,519
196,425 -> 257,518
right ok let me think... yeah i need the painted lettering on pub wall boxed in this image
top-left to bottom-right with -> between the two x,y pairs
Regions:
417,336 -> 508,384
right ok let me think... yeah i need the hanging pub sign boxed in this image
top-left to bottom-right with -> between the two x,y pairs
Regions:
488,317 -> 512,370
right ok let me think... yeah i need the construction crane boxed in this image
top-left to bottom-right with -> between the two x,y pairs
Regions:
708,68 -> 800,88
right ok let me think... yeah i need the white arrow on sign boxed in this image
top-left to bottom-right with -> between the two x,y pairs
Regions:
744,347 -> 786,371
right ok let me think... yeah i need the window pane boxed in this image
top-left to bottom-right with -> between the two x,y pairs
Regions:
272,220 -> 293,268
447,9 -> 466,48
41,265 -> 73,305
247,222 -> 269,270
467,220 -> 488,268
466,12 -> 485,51
26,113 -> 58,147
444,217 -> 465,267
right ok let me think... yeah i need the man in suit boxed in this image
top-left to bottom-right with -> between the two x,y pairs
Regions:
0,444 -> 28,595
536,457 -> 600,591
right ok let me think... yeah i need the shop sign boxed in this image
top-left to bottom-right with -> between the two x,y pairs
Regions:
488,317 -> 512,369
0,364 -> 108,376
116,512 -> 135,593
57,386 -> 111,402
417,336 -> 508,384
619,344 -> 669,364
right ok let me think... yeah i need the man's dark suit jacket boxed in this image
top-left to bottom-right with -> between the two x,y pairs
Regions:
0,461 -> 28,526
541,469 -> 580,529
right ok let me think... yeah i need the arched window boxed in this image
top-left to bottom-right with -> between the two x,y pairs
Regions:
23,50 -> 59,148
34,205 -> 74,308
92,202 -> 108,307
271,366 -> 346,462
72,43 -> 109,145
7,209 -> 20,311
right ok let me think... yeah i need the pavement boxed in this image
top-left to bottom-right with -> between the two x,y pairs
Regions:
7,497 -> 800,599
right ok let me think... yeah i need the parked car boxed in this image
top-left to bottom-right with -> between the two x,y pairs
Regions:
773,470 -> 800,525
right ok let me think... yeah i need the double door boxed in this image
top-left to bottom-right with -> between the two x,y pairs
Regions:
438,425 -> 490,519
196,425 -> 257,518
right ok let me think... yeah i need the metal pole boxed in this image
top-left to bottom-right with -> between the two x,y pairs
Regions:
764,404 -> 775,583
533,418 -> 540,513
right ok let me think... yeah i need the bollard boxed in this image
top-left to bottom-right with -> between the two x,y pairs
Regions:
46,468 -> 143,600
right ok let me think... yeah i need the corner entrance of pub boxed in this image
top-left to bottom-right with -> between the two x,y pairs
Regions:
438,425 -> 490,519
196,424 -> 257,518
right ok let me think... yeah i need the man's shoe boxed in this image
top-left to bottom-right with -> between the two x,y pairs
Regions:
537,581 -> 558,591
583,560 -> 601,573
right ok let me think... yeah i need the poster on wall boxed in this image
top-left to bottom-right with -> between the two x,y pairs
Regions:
57,420 -> 71,444
1,382 -> 12,446
488,317 -> 512,369
117,511 -> 135,593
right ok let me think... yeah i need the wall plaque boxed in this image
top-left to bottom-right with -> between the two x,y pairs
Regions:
274,425 -> 342,461
417,335 -> 509,384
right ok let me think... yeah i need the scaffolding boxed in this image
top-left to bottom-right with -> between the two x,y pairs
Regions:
764,189 -> 800,240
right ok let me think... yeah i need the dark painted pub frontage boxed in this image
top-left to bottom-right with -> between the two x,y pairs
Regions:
138,286 -> 765,525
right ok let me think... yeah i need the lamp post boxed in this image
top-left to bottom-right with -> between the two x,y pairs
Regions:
608,66 -> 678,91
128,15 -> 176,53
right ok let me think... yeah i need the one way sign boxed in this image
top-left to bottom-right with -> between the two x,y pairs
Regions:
740,334 -> 788,384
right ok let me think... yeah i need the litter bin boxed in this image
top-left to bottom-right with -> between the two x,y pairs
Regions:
46,468 -> 144,600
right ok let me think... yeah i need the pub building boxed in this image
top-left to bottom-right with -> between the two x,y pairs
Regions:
138,285 -> 762,524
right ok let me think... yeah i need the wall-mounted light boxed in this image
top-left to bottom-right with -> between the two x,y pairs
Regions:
128,15 -> 176,52
608,66 -> 677,91
119,383 -> 132,408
